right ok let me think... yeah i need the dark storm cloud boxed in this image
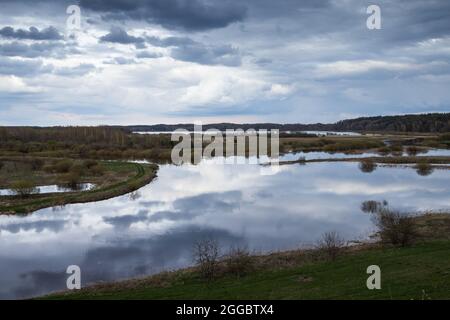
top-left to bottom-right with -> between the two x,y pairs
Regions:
171,42 -> 241,66
146,36 -> 196,47
80,0 -> 247,31
0,57 -> 53,76
100,29 -> 242,66
0,26 -> 63,40
380,0 -> 450,44
146,35 -> 241,66
99,26 -> 145,47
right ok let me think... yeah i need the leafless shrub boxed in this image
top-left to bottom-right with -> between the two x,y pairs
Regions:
372,209 -> 418,247
193,238 -> 220,282
225,246 -> 253,277
316,231 -> 346,261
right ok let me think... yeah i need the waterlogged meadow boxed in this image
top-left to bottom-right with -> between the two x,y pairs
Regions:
1,157 -> 450,299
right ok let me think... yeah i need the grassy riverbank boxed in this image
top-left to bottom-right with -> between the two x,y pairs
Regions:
43,214 -> 450,300
0,160 -> 158,214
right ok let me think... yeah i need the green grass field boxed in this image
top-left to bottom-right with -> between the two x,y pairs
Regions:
44,239 -> 450,300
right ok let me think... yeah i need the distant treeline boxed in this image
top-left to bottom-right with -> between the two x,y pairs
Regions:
0,126 -> 174,160
128,113 -> 450,133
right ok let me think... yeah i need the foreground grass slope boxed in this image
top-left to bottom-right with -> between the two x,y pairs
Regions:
46,214 -> 450,300
45,241 -> 450,300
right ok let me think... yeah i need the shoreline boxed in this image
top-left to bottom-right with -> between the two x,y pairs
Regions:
40,213 -> 450,300
0,161 -> 159,215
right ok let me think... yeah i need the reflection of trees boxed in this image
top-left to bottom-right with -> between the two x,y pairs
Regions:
406,146 -> 419,156
360,200 -> 418,247
360,200 -> 388,213
415,161 -> 434,176
129,191 -> 141,201
359,159 -> 377,173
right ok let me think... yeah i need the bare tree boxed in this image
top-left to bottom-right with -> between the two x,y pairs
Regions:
372,209 -> 418,247
316,231 -> 346,261
225,245 -> 253,277
193,238 -> 220,282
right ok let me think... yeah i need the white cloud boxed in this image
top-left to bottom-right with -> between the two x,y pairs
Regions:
0,75 -> 42,93
315,60 -> 418,77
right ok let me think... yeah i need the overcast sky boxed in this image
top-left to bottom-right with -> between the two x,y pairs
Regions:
0,0 -> 449,125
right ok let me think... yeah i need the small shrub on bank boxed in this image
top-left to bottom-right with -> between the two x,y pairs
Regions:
316,231 -> 346,261
372,209 -> 418,247
225,246 -> 253,277
11,180 -> 38,198
60,172 -> 81,189
193,239 -> 220,282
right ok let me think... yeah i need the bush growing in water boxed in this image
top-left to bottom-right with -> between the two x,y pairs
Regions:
359,159 -> 377,173
60,172 -> 81,189
415,160 -> 433,176
406,146 -> 419,156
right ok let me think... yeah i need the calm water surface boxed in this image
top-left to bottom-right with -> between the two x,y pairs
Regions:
0,183 -> 95,196
0,159 -> 449,299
